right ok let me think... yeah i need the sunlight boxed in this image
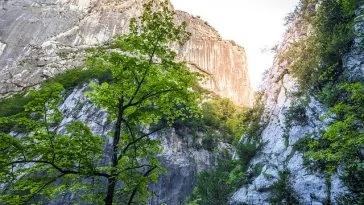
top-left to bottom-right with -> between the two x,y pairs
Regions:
171,0 -> 299,90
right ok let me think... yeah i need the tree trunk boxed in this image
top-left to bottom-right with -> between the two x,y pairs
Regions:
104,98 -> 124,205
105,177 -> 117,205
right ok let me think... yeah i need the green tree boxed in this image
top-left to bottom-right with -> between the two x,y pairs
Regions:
187,156 -> 239,205
0,0 -> 201,204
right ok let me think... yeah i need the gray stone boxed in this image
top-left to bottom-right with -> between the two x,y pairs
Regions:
0,0 -> 252,106
230,3 -> 364,205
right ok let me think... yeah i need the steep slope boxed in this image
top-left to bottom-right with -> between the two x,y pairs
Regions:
230,3 -> 364,205
0,0 -> 252,106
0,0 -> 250,204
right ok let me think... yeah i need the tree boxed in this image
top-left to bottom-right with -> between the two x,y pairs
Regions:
0,0 -> 201,204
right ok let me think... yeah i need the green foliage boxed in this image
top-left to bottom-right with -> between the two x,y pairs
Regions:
200,98 -> 249,143
0,1 -> 201,204
244,93 -> 265,143
285,104 -> 308,126
236,143 -> 258,171
173,97 -> 249,151
187,155 -> 242,205
336,163 -> 364,204
188,142 -> 259,205
0,83 -> 104,204
187,94 -> 265,204
0,93 -> 33,133
282,0 -> 361,91
283,1 -> 363,203
296,82 -> 364,203
44,67 -> 112,91
304,83 -> 363,173
186,91 -> 265,205
0,66 -> 112,121
269,170 -> 299,205
0,93 -> 31,118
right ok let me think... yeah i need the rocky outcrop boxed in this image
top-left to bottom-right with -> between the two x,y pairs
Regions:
54,85 -> 227,204
0,0 -> 244,203
0,0 -> 252,106
180,38 -> 251,106
230,4 -> 364,205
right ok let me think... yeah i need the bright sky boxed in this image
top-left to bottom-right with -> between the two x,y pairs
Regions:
170,0 -> 299,90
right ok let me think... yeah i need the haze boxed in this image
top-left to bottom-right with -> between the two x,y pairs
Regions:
170,0 -> 300,90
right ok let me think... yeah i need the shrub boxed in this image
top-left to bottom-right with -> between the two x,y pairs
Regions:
282,0 -> 361,92
269,170 -> 299,205
285,104 -> 308,126
187,155 -> 241,205
0,67 -> 112,123
44,67 -> 112,91
283,1 -> 363,202
336,163 -> 364,204
236,143 -> 258,169
0,93 -> 31,118
174,97 -> 249,148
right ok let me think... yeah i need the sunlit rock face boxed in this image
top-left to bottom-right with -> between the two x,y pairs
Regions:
230,4 -> 364,205
0,0 -> 252,106
176,10 -> 253,106
181,39 -> 252,106
0,0 -> 249,203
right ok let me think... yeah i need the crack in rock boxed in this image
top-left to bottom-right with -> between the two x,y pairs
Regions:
0,41 -> 6,57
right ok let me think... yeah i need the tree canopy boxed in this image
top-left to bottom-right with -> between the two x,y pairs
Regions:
0,0 -> 202,204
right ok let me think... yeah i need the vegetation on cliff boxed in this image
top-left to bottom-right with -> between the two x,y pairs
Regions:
0,1 -> 202,204
187,94 -> 265,205
190,0 -> 363,204
282,0 -> 363,203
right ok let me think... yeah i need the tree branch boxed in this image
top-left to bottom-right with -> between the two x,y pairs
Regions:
125,37 -> 160,109
24,173 -> 66,204
118,126 -> 165,161
121,164 -> 154,172
126,166 -> 157,205
7,160 -> 110,178
125,88 -> 182,109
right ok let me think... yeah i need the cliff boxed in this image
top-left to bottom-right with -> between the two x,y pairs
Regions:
0,0 -> 250,204
0,0 -> 252,106
230,3 -> 364,205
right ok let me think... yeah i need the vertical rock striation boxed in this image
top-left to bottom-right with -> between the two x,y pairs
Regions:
0,0 -> 252,106
180,39 -> 251,106
0,0 -> 250,203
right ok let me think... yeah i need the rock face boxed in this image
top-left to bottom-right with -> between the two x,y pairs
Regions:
53,85 -> 226,204
0,0 -> 246,203
230,4 -> 364,205
0,0 -> 252,106
181,38 -> 251,106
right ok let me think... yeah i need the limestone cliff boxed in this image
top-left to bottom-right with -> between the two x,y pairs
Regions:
230,4 -> 364,205
0,0 -> 252,106
0,0 -> 250,203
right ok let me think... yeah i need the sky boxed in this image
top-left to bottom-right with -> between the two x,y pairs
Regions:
170,0 -> 300,90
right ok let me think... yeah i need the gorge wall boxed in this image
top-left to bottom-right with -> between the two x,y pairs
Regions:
0,0 -> 252,106
230,3 -> 364,205
0,0 -> 250,204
